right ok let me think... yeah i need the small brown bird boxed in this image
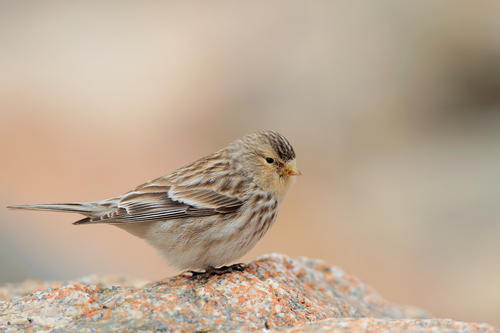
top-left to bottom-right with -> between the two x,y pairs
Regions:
9,130 -> 300,275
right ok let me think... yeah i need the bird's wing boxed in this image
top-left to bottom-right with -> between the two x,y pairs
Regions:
74,183 -> 244,225
168,186 -> 244,213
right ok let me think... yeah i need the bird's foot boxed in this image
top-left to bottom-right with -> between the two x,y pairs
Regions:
188,263 -> 247,279
210,263 -> 247,274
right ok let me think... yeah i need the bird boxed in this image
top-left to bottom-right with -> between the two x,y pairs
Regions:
8,130 -> 300,276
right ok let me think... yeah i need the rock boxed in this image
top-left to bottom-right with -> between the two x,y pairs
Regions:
287,318 -> 499,333
0,253 -> 497,332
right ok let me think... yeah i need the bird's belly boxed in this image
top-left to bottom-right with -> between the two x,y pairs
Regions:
115,209 -> 276,270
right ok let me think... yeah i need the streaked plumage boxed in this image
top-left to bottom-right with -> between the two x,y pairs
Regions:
8,130 -> 300,271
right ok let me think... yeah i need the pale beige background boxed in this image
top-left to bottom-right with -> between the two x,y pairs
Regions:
1,1 -> 500,326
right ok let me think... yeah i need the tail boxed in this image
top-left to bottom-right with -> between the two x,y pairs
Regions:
8,202 -> 99,214
7,202 -> 109,224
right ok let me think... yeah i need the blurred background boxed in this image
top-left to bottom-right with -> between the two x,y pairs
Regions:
1,0 -> 500,326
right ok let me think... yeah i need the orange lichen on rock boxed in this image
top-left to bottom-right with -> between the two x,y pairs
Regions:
0,254 -> 498,332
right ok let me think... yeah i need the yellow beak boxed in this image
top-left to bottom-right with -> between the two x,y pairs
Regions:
287,168 -> 302,176
285,162 -> 302,176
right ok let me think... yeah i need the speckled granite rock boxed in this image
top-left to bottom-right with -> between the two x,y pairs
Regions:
286,318 -> 499,333
0,254 -> 497,332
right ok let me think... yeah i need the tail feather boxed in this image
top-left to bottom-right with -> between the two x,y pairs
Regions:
7,202 -> 103,216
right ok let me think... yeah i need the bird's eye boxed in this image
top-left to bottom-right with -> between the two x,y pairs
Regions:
265,157 -> 275,164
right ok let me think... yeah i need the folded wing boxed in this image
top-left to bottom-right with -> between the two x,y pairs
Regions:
74,184 -> 243,225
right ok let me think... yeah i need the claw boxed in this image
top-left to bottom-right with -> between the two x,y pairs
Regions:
188,263 -> 247,280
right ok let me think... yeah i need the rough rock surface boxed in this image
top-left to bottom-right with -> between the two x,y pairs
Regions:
0,254 -> 497,332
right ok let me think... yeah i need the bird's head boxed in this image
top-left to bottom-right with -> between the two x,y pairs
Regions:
232,130 -> 300,201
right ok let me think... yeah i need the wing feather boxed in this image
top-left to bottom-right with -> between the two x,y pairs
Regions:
76,154 -> 249,224
168,186 -> 243,211
78,183 -> 244,224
